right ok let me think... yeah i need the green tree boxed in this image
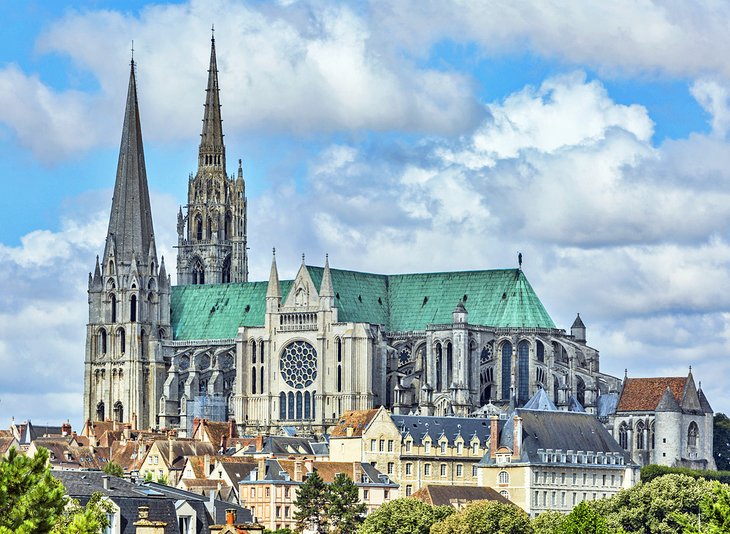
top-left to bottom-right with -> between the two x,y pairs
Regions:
590,473 -> 713,533
102,461 -> 124,478
676,480 -> 730,534
430,500 -> 533,534
0,447 -> 110,534
326,473 -> 367,533
294,471 -> 328,533
559,501 -> 607,534
358,498 -> 453,534
714,413 -> 730,471
156,473 -> 168,486
531,510 -> 565,534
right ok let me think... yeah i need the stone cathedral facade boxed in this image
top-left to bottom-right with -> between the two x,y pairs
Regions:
83,37 -> 714,469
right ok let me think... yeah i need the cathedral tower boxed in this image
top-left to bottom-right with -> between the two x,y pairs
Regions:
176,33 -> 248,284
84,59 -> 171,430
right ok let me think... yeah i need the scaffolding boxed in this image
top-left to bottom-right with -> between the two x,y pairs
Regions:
186,394 -> 228,435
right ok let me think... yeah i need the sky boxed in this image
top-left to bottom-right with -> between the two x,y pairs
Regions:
1,0 -> 730,428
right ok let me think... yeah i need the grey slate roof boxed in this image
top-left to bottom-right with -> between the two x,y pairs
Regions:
480,409 -> 631,466
596,393 -> 619,418
54,471 -> 177,534
141,482 -> 253,525
567,395 -> 586,412
656,387 -> 682,412
522,388 -> 557,411
698,387 -> 714,414
571,313 -> 585,328
391,414 -> 492,445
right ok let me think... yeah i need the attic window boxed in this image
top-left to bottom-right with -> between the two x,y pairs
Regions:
463,294 -> 468,302
336,292 -> 340,299
422,296 -> 429,306
358,295 -> 362,302
244,305 -> 251,313
378,297 -> 382,305
502,293 -> 507,300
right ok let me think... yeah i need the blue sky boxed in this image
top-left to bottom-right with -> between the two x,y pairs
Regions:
1,0 -> 730,428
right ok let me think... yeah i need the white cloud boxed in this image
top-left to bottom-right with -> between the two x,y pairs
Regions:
374,1 -> 730,80
691,79 -> 730,138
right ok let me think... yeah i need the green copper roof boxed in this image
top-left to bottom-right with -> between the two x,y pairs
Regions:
170,267 -> 555,341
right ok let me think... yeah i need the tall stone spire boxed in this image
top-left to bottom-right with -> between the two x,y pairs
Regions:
267,249 -> 281,300
199,29 -> 225,171
103,60 -> 154,269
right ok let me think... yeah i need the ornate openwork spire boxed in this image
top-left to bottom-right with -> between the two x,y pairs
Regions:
103,60 -> 154,269
198,29 -> 225,171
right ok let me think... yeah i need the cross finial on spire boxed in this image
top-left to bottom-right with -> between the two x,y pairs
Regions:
272,247 -> 276,257
302,253 -> 305,264
211,24 -> 215,41
131,40 -> 134,64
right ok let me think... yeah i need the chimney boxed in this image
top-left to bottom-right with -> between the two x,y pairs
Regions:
258,458 -> 266,481
228,418 -> 236,439
512,416 -> 523,460
304,457 -> 314,474
204,454 -> 211,478
102,475 -> 109,490
167,435 -> 174,468
489,416 -> 499,459
226,509 -> 236,525
131,412 -> 137,431
294,460 -> 303,482
255,434 -> 264,452
62,420 -> 72,436
123,424 -> 131,441
352,462 -> 362,482
133,505 -> 167,533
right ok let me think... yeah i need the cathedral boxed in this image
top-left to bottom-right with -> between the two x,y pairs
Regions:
83,37 -> 714,469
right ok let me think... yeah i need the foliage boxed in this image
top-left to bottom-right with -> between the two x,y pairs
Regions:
143,471 -> 153,482
357,498 -> 454,534
590,473 -> 713,533
0,447 -> 110,534
430,500 -> 533,534
51,493 -> 113,534
714,413 -> 730,471
531,510 -> 565,534
640,464 -> 730,485
327,473 -> 367,533
156,473 -> 169,486
294,471 -> 329,533
675,480 -> 730,533
558,501 -> 607,534
263,529 -> 294,534
102,461 -> 124,478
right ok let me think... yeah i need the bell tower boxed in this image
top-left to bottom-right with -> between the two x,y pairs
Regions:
176,31 -> 248,285
84,58 -> 170,430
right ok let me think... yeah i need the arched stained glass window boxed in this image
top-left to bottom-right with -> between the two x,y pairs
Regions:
304,392 -> 311,419
518,341 -> 529,404
501,342 -> 512,400
279,393 -> 286,420
296,391 -> 303,420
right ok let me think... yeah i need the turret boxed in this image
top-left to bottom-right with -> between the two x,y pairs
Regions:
319,254 -> 334,310
266,249 -> 281,313
571,313 -> 586,343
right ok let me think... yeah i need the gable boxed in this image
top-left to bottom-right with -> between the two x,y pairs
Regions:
617,377 -> 687,412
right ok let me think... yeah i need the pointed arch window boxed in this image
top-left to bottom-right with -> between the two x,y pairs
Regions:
224,212 -> 233,241
279,393 -> 286,420
251,368 -> 257,394
636,420 -> 646,450
207,217 -> 213,240
251,340 -> 257,364
618,422 -> 628,449
304,392 -> 311,419
287,392 -> 294,420
140,329 -> 147,358
96,401 -> 105,422
110,294 -> 117,323
435,343 -> 443,392
192,258 -> 205,285
222,255 -> 231,283
576,376 -> 586,406
536,341 -> 544,363
113,401 -> 123,423
99,329 -> 107,355
501,342 -> 512,400
118,328 -> 126,354
195,215 -> 203,241
130,295 -> 137,322
518,340 -> 530,404
296,391 -> 303,420
446,342 -> 453,388
688,422 -> 699,448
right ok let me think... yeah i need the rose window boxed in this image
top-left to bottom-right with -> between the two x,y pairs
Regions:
280,340 -> 317,389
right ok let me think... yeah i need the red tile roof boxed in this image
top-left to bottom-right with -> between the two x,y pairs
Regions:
617,377 -> 687,412
329,409 -> 379,438
411,485 -> 511,507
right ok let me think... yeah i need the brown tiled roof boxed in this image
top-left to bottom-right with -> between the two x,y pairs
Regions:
277,460 -> 360,483
411,485 -> 512,507
153,440 -> 218,470
193,419 -> 234,446
617,377 -> 687,412
0,437 -> 18,455
329,409 -> 379,438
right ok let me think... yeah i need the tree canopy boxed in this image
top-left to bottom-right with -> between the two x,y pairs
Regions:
358,498 -> 454,534
0,447 -> 111,534
430,500 -> 532,534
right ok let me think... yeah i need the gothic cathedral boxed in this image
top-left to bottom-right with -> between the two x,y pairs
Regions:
83,36 -> 715,470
